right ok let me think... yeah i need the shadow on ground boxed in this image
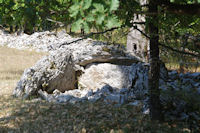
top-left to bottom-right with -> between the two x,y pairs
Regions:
0,95 -> 194,133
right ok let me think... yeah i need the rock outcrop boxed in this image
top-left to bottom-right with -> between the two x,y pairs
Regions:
0,29 -> 76,52
13,38 -> 141,101
79,62 -> 149,99
13,52 -> 76,98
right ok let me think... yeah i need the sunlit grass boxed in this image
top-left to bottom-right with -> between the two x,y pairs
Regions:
0,46 -> 46,95
165,62 -> 200,73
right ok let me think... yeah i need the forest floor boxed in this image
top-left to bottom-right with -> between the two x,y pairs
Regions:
0,46 -> 196,133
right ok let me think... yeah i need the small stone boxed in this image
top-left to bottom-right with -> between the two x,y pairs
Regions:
120,88 -> 129,94
128,101 -> 140,106
104,94 -> 127,104
179,113 -> 189,120
88,95 -> 101,102
69,97 -> 80,104
143,108 -> 150,115
56,95 -> 73,103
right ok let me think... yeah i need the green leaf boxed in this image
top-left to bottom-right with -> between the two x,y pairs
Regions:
96,14 -> 105,25
83,22 -> 90,33
106,16 -> 120,29
86,14 -> 95,22
69,4 -> 79,17
71,19 -> 83,32
83,0 -> 92,10
93,3 -> 104,13
110,0 -> 119,12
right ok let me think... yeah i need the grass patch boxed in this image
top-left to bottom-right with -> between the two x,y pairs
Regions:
0,46 -> 46,95
165,62 -> 200,73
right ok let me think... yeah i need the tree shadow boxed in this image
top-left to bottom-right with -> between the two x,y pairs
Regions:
0,86 -> 195,133
0,86 -> 146,133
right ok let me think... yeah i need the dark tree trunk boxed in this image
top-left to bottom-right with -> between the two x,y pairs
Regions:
148,0 -> 163,121
81,28 -> 85,35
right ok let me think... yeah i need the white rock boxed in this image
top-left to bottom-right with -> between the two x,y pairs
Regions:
79,63 -> 133,91
128,100 -> 140,106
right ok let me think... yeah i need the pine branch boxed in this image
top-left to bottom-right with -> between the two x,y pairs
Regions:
159,43 -> 200,58
59,26 -> 124,47
59,21 -> 146,47
46,18 -> 65,27
134,27 -> 200,58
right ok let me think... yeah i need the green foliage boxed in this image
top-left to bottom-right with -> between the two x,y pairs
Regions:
0,0 -> 124,33
68,0 -> 121,32
0,0 -> 73,32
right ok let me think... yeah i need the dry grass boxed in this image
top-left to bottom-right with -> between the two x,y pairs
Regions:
165,63 -> 200,73
0,96 -> 192,133
0,46 -> 46,96
0,46 -> 199,132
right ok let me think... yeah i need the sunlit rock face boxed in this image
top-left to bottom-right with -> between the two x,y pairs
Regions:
79,63 -> 149,99
79,63 -> 134,91
13,52 -> 76,98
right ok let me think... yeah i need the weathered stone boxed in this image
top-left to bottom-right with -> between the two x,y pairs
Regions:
79,63 -> 134,91
65,40 -> 140,67
79,62 -> 168,100
78,62 -> 154,99
9,29 -> 200,114
13,37 -> 140,99
127,0 -> 149,62
13,52 -> 76,98
0,29 -> 73,52
128,100 -> 141,106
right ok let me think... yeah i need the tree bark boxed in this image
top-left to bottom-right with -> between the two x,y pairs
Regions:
148,0 -> 163,121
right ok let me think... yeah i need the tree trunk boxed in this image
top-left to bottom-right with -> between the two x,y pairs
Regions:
148,0 -> 163,121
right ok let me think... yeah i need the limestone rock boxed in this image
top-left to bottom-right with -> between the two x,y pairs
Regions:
13,38 -> 140,99
63,40 -> 140,67
127,0 -> 149,62
79,62 -> 168,100
13,52 -> 76,98
78,63 -> 135,91
0,29 -> 73,52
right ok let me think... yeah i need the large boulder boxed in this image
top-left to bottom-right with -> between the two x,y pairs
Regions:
13,38 -> 140,99
79,62 -> 168,100
79,63 -> 149,99
13,52 -> 76,98
35,61 -> 168,104
12,31 -> 171,104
